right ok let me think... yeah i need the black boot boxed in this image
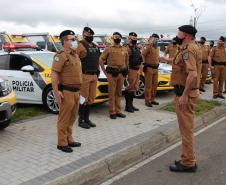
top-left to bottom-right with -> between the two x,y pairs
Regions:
130,92 -> 139,111
125,90 -> 134,113
84,104 -> 96,127
78,104 -> 90,129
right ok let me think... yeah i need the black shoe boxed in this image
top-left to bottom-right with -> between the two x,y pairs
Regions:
199,88 -> 205,92
69,142 -> 81,147
213,95 -> 218,99
78,119 -> 91,129
174,160 -> 181,165
84,104 -> 96,127
151,101 -> 159,105
57,145 -> 73,153
110,114 -> 117,119
169,161 -> 197,173
132,105 -> 139,111
86,120 -> 96,127
125,106 -> 134,113
145,102 -> 152,107
116,113 -> 126,118
218,95 -> 225,99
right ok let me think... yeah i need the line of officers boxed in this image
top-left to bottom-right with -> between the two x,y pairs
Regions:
51,25 -> 226,174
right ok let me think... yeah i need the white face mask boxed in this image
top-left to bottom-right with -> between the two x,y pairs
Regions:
70,41 -> 78,49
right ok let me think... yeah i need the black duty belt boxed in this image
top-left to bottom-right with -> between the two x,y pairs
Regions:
213,60 -> 226,66
129,66 -> 140,70
58,84 -> 80,92
144,63 -> 159,69
83,71 -> 97,75
202,60 -> 208,64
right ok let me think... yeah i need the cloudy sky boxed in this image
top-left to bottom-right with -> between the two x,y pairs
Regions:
1,0 -> 226,39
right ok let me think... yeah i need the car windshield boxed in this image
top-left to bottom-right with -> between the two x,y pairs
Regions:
94,36 -> 105,45
29,52 -> 54,67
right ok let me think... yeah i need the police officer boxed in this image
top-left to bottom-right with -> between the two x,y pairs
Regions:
99,32 -> 129,119
164,37 -> 179,59
209,40 -> 215,83
199,36 -> 210,92
124,32 -> 142,113
209,36 -> 226,99
76,27 -> 100,129
142,33 -> 160,107
160,25 -> 202,172
51,30 -> 82,153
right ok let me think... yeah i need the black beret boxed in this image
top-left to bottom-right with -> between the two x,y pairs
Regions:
113,32 -> 122,38
129,32 -> 137,37
200,37 -> 206,41
178,25 -> 197,36
59,30 -> 75,39
151,33 -> 159,38
219,36 -> 225,42
83,27 -> 94,35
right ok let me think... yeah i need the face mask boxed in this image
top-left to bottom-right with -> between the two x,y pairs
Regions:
210,44 -> 214,47
70,41 -> 78,49
131,40 -> 137,45
175,36 -> 185,45
114,38 -> 121,44
200,41 -> 205,45
152,40 -> 158,46
172,42 -> 177,46
85,36 -> 94,43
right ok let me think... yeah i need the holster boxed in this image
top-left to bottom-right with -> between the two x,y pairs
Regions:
174,85 -> 185,97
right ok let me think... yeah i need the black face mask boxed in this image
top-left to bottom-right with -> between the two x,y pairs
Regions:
210,44 -> 214,47
200,41 -> 205,45
85,36 -> 94,43
175,36 -> 185,45
114,39 -> 121,44
131,40 -> 137,45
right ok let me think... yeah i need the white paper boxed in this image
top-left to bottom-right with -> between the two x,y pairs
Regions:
80,95 -> 86,104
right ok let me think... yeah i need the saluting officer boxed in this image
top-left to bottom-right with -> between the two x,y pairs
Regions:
124,32 -> 142,113
164,37 -> 179,59
142,33 -> 160,107
209,36 -> 226,99
76,27 -> 100,129
199,36 -> 210,92
160,25 -> 202,172
51,30 -> 82,153
99,32 -> 129,119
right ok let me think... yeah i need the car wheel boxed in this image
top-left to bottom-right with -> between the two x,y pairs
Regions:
0,119 -> 10,130
134,76 -> 145,98
43,86 -> 59,114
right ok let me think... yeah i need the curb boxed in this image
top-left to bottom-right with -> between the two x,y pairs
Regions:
41,104 -> 226,185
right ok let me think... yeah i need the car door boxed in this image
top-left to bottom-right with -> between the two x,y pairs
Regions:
2,53 -> 43,104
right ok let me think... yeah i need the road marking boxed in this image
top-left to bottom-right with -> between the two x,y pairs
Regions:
100,116 -> 226,185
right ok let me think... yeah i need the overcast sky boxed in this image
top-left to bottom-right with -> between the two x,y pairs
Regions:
1,0 -> 226,39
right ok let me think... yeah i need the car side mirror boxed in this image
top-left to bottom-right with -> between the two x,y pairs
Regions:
21,65 -> 35,73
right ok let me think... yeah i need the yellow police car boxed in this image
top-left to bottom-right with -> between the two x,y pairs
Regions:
0,43 -> 108,114
0,77 -> 16,129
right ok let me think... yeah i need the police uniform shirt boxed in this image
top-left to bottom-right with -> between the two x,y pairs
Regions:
100,45 -> 129,68
52,48 -> 82,85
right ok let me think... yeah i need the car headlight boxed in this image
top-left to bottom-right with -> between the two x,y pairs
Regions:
0,79 -> 12,97
158,69 -> 171,74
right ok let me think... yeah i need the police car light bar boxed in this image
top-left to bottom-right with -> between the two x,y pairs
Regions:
3,43 -> 39,52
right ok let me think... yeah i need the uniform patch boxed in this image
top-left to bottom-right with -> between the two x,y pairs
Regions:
183,52 -> 189,60
54,56 -> 59,62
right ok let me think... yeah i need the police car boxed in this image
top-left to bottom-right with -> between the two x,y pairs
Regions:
0,43 -> 108,114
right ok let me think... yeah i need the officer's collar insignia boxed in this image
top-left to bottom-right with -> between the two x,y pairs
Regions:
183,52 -> 189,60
54,56 -> 59,62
